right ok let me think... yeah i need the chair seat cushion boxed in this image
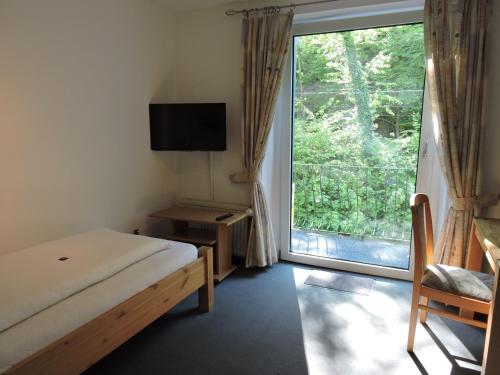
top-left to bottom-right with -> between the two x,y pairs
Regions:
422,264 -> 493,302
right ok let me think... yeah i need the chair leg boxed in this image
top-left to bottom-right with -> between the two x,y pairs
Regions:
420,296 -> 429,323
407,285 -> 420,352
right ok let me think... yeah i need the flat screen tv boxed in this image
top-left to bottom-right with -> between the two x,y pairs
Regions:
149,103 -> 226,151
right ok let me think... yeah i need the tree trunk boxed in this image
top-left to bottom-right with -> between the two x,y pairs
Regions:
342,32 -> 373,157
296,44 -> 305,117
395,107 -> 400,138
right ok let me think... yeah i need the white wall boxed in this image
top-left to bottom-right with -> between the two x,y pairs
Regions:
0,0 -> 177,253
172,4 -> 249,206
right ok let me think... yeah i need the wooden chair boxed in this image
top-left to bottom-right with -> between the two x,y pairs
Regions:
407,193 -> 492,352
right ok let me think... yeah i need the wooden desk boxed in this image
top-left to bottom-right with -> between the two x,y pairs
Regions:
150,206 -> 248,282
466,218 -> 500,375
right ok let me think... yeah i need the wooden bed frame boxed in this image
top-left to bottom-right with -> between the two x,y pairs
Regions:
6,246 -> 214,375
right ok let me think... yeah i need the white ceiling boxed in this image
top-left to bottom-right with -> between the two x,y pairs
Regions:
154,0 -> 238,12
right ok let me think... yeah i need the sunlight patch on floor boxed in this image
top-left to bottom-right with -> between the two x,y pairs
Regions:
291,266 -> 483,375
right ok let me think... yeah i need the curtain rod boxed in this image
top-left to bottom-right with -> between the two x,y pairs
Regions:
225,0 -> 341,16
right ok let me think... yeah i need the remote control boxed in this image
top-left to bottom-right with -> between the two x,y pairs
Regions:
216,213 -> 234,221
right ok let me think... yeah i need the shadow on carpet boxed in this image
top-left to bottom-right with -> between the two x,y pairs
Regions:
85,264 -> 309,375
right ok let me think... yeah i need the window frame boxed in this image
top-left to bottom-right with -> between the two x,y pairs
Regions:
277,5 -> 426,281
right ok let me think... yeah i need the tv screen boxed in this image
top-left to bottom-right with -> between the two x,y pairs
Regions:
149,103 -> 226,151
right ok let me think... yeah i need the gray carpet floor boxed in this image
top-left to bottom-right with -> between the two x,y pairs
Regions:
85,262 -> 485,375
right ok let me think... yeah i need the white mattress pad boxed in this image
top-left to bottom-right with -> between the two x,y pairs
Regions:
0,228 -> 172,334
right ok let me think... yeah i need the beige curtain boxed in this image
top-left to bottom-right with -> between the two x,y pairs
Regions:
232,8 -> 293,267
424,0 -> 496,267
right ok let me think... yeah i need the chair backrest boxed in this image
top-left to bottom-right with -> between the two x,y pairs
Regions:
410,193 -> 434,282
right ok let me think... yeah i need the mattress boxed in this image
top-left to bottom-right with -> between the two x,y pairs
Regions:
0,240 -> 198,373
0,228 -> 173,334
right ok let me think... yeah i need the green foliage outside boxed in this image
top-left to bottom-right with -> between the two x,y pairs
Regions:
292,24 -> 425,241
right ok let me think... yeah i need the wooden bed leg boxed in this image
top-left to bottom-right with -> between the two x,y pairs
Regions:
198,246 -> 214,312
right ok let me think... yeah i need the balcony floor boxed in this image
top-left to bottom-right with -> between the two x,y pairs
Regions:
291,229 -> 410,269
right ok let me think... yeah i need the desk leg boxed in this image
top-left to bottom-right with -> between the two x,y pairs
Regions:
483,263 -> 500,375
466,223 -> 483,272
214,225 -> 237,282
461,224 -> 483,319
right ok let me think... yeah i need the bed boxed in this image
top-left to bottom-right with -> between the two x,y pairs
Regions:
0,228 -> 214,374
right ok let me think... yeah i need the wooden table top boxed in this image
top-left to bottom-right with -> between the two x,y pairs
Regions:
474,218 -> 500,262
150,206 -> 248,226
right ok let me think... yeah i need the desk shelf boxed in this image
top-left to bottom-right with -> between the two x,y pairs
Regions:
167,228 -> 216,247
150,205 -> 249,282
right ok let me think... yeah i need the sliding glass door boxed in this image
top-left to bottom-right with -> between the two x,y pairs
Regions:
280,9 -> 427,280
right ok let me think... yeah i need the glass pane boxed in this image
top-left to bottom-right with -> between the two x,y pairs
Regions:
290,24 -> 425,270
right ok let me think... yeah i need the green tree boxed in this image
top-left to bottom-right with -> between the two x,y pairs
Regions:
291,23 -> 425,240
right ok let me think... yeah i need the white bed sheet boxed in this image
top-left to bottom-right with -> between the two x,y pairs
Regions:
0,240 -> 198,374
0,228 -> 172,334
